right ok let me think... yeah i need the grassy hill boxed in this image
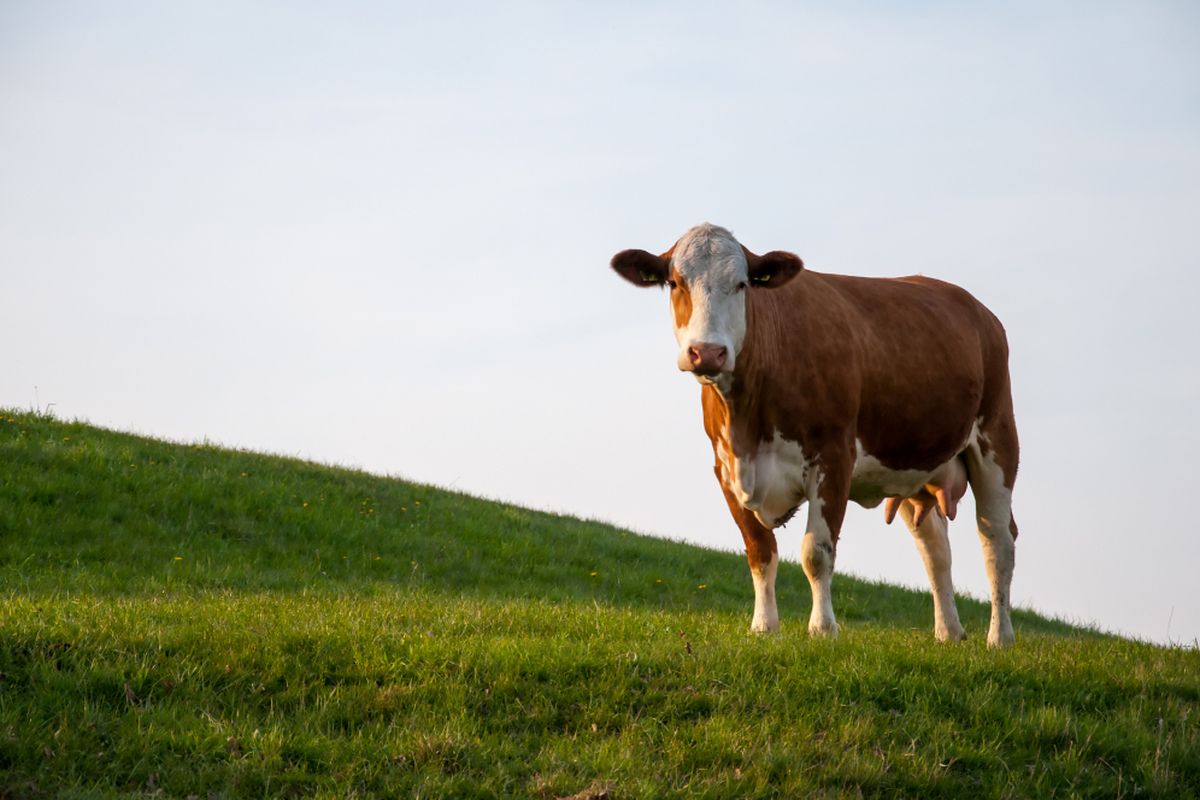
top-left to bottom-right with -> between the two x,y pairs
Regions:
1,410 -> 1196,799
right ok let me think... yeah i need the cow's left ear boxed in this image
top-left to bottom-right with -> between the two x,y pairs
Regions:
744,248 -> 803,288
611,248 -> 671,287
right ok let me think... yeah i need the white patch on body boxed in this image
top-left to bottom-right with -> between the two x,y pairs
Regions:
847,424 -> 980,508
723,430 -> 813,529
750,553 -> 780,633
669,224 -> 749,377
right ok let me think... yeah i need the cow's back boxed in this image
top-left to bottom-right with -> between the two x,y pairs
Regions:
744,271 -> 1011,472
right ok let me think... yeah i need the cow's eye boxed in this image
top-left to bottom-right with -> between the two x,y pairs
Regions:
667,279 -> 678,289
736,281 -> 748,292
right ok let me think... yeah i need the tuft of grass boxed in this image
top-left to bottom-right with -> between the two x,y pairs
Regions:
1,409 -> 1197,798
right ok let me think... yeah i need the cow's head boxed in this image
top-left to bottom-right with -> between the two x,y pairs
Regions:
611,224 -> 803,383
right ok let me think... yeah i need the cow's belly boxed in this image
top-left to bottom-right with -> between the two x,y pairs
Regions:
721,432 -> 812,528
848,459 -> 935,508
719,426 -> 979,528
848,429 -> 976,508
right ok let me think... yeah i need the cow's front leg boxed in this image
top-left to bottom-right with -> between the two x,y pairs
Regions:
715,469 -> 779,632
801,464 -> 851,638
800,510 -> 838,637
749,545 -> 779,633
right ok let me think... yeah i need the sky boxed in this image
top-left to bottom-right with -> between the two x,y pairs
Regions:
2,2 -> 1198,645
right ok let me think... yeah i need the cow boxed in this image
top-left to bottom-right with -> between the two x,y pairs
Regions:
611,223 -> 1020,647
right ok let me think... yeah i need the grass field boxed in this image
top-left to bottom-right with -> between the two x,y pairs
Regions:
1,409 -> 1197,798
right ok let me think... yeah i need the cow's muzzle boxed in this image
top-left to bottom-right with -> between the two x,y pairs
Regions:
682,342 -> 728,376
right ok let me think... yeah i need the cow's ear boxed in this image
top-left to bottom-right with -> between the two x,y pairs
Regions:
611,249 -> 670,287
745,248 -> 803,288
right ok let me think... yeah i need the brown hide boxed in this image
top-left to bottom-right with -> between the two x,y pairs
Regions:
701,267 -> 1019,556
669,268 -> 693,329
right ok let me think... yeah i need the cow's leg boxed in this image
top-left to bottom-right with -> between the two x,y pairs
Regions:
716,469 -> 780,632
747,530 -> 780,634
899,501 -> 967,642
965,418 -> 1019,648
801,463 -> 850,637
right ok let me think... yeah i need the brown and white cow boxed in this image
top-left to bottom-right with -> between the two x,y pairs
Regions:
612,223 -> 1020,647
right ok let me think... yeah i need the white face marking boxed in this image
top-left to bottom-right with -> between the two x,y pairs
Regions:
670,224 -> 749,378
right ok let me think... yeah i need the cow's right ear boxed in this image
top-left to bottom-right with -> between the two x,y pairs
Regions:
744,249 -> 803,289
611,249 -> 670,287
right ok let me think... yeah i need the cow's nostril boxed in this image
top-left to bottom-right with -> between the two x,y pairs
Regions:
687,343 -> 728,374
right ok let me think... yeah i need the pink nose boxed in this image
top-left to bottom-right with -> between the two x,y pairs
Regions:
687,343 -> 728,375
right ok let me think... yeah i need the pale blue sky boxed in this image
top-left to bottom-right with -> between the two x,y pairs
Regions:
3,2 -> 1198,644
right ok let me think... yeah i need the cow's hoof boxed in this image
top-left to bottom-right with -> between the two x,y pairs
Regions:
935,625 -> 967,642
987,631 -> 1015,649
808,620 -> 840,638
750,610 -> 781,633
987,618 -> 1015,648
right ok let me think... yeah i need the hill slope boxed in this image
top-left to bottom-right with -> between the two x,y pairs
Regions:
1,410 -> 1197,798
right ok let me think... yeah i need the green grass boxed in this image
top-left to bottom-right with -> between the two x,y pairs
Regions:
1,409 -> 1197,799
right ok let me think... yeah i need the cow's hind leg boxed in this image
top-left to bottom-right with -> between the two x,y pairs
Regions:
899,501 -> 967,642
965,421 -> 1019,648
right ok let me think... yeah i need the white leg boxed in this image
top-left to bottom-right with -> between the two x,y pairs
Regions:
966,444 -> 1016,648
749,553 -> 780,633
900,502 -> 966,642
800,501 -> 839,637
977,513 -> 1015,648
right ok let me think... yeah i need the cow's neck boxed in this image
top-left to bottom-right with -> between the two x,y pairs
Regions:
704,293 -> 818,527
712,287 -> 796,458
710,277 -> 844,462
